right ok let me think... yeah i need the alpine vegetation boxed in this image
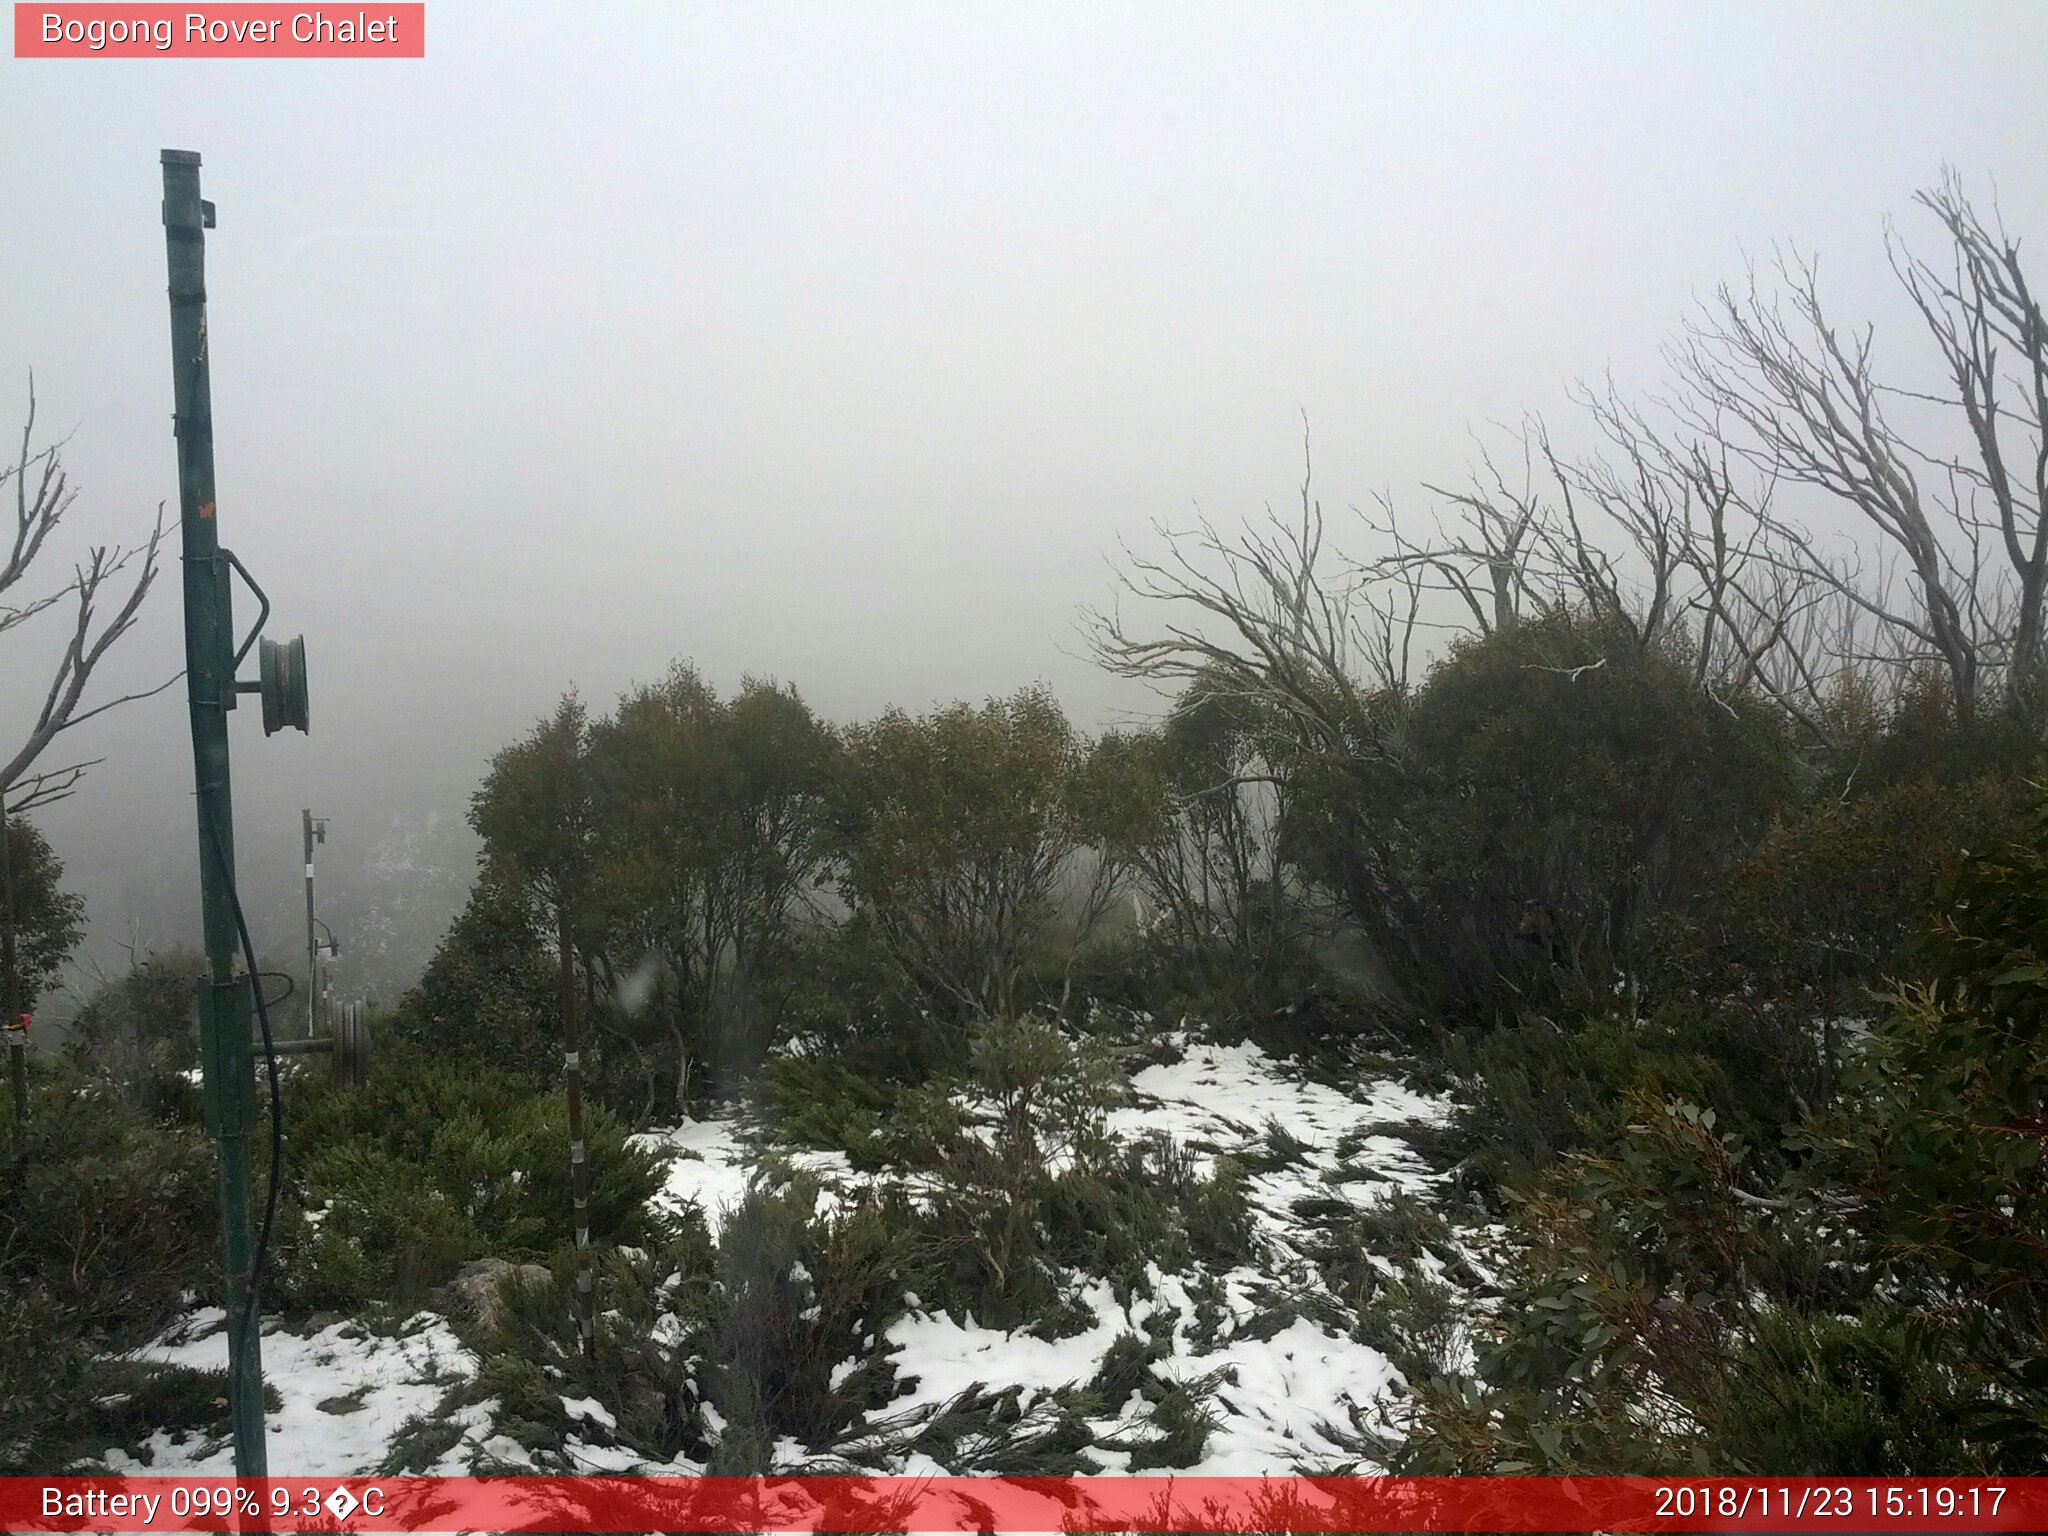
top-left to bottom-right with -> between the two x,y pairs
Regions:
5,132 -> 2045,1486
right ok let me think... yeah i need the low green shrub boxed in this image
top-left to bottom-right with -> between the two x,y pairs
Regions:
0,1060 -> 221,1472
1389,1076 -> 2004,1475
278,1152 -> 484,1311
0,1063 -> 216,1343
1440,994 -> 1823,1193
1712,1308 -> 1983,1474
709,1180 -> 921,1466
754,1055 -> 919,1170
1440,1012 -> 1715,1190
768,925 -> 966,1079
275,1047 -> 670,1309
61,948 -> 207,1124
1685,769 -> 2029,1015
0,1290 -> 97,1472
384,872 -> 562,1088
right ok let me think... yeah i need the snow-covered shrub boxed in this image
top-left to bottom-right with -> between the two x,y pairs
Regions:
1078,1330 -> 1221,1470
883,1017 -> 1258,1329
1297,1189 -> 1467,1375
0,1294 -> 244,1475
434,1223 -> 717,1470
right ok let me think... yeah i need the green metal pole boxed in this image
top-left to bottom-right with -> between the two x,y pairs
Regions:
162,148 -> 268,1478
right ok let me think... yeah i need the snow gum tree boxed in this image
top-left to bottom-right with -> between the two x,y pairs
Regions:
584,665 -> 835,1111
0,819 -> 82,1018
469,693 -> 602,1350
1092,673 -> 1303,1003
823,686 -> 1118,1021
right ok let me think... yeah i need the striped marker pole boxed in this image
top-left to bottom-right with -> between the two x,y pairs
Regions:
556,905 -> 596,1356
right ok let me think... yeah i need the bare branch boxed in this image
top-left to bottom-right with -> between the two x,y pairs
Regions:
0,389 -> 175,804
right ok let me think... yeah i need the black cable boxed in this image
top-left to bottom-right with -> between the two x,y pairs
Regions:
203,817 -> 283,1375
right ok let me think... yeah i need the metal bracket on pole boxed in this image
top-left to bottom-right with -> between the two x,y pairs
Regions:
224,549 -> 270,670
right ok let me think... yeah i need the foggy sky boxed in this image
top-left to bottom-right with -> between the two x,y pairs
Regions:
4,2 -> 2045,999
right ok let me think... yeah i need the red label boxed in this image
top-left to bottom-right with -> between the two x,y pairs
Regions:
0,1476 -> 2043,1533
14,4 -> 424,56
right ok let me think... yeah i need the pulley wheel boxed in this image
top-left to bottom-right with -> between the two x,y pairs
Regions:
332,1002 -> 369,1087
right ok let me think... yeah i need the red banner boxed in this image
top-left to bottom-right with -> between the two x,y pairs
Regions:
13,4 -> 423,57
3,1475 -> 2044,1532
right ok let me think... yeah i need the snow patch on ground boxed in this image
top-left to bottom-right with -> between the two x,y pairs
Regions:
97,1311 -> 484,1476
621,1036 -> 1458,1471
632,1119 -> 857,1233
883,1261 -> 1400,1472
102,1034 -> 1463,1477
632,1117 -> 753,1231
864,1040 -> 1456,1472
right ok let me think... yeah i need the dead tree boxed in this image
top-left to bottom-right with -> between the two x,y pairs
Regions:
1399,380 -> 1911,763
1398,428 -> 1548,637
1395,403 -> 1726,663
1088,429 -> 1445,1007
1089,425 -> 1422,752
1562,385 -> 1869,748
1672,171 -> 2048,722
1893,172 -> 2048,704
0,380 -> 169,1056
